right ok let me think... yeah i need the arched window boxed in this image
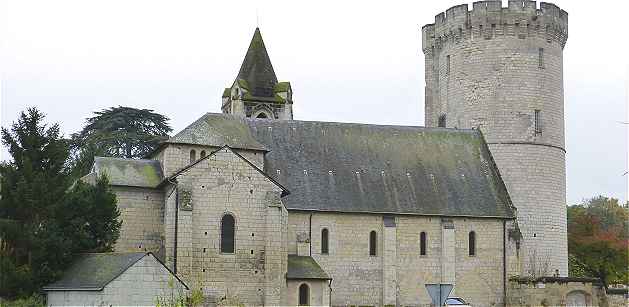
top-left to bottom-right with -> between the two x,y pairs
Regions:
438,114 -> 447,127
298,283 -> 309,306
256,113 -> 268,119
200,150 -> 206,159
189,149 -> 196,164
369,231 -> 377,256
321,229 -> 329,254
468,231 -> 476,256
420,232 -> 427,256
221,214 -> 235,253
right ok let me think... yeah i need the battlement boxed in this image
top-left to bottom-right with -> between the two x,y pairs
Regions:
422,1 -> 568,52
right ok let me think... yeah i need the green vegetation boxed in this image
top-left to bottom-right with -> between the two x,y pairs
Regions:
568,196 -> 628,287
0,108 -> 121,299
70,106 -> 172,176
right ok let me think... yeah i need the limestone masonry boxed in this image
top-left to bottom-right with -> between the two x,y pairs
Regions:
422,0 -> 568,276
49,1 -> 628,306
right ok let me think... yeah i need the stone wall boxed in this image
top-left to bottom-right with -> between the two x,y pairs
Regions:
112,186 -> 165,255
422,1 -> 568,276
153,144 -> 264,178
162,147 -> 286,305
505,277 -> 628,307
286,280 -> 330,306
289,211 -> 517,306
46,255 -> 187,306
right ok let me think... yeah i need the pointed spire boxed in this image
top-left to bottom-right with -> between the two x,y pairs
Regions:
236,28 -> 278,97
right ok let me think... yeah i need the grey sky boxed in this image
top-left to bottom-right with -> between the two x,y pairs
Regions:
1,0 -> 627,204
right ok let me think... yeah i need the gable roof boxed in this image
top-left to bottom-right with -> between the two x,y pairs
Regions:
42,252 -> 188,291
165,145 -> 288,196
93,157 -> 163,188
236,28 -> 278,98
166,113 -> 267,151
164,113 -> 515,218
287,255 -> 331,280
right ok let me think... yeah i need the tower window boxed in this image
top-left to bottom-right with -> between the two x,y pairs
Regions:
420,232 -> 427,256
200,150 -> 206,159
534,109 -> 542,135
221,214 -> 235,253
321,228 -> 329,255
369,231 -> 377,256
538,48 -> 544,68
298,283 -> 310,305
189,150 -> 196,164
446,55 -> 451,74
469,231 -> 476,256
438,114 -> 447,127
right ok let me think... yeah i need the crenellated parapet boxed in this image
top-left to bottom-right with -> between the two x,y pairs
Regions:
422,1 -> 568,53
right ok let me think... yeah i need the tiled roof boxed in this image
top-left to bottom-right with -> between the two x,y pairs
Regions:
93,157 -> 163,188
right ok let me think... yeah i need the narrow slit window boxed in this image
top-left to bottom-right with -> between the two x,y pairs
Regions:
534,109 -> 542,135
369,231 -> 377,256
538,48 -> 544,68
438,114 -> 447,128
446,55 -> 451,74
221,214 -> 235,253
420,232 -> 427,255
469,231 -> 476,256
321,228 -> 329,254
189,150 -> 196,164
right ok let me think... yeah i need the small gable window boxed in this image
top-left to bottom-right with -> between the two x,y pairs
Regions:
420,232 -> 427,256
469,231 -> 476,256
369,231 -> 377,256
298,283 -> 309,305
321,228 -> 329,255
189,150 -> 196,164
256,113 -> 268,119
221,214 -> 235,254
200,150 -> 206,159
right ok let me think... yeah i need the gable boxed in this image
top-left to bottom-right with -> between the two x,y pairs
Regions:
42,252 -> 187,291
167,146 -> 288,196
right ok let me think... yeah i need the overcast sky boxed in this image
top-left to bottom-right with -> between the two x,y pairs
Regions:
1,0 -> 627,204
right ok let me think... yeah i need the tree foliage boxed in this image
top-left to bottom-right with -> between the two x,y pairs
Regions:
568,196 -> 628,286
72,106 -> 171,161
0,108 -> 121,298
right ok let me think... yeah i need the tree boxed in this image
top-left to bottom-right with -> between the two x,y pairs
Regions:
0,108 -> 121,298
568,196 -> 628,287
71,106 -> 172,171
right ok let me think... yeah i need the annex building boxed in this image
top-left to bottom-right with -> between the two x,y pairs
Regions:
47,2 -> 626,307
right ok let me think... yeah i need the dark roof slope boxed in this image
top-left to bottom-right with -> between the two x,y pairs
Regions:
287,255 -> 331,280
166,113 -> 266,151
236,28 -> 278,97
93,157 -> 163,188
164,113 -> 514,218
42,252 -> 187,291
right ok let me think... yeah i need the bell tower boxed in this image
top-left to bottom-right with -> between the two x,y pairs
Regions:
221,28 -> 293,120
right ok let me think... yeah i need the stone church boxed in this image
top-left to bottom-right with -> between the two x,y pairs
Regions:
76,1 -> 579,306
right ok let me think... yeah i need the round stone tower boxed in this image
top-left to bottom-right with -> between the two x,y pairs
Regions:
422,1 -> 568,276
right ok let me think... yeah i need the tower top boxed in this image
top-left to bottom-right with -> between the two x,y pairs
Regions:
221,28 -> 293,120
236,28 -> 278,98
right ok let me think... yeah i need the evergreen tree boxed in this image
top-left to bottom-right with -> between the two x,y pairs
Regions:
0,108 -> 120,298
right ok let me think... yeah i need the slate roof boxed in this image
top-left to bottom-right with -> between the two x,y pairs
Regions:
287,255 -> 331,280
42,252 -> 188,291
167,113 -> 515,218
93,157 -> 163,188
236,28 -> 278,98
166,114 -> 267,151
